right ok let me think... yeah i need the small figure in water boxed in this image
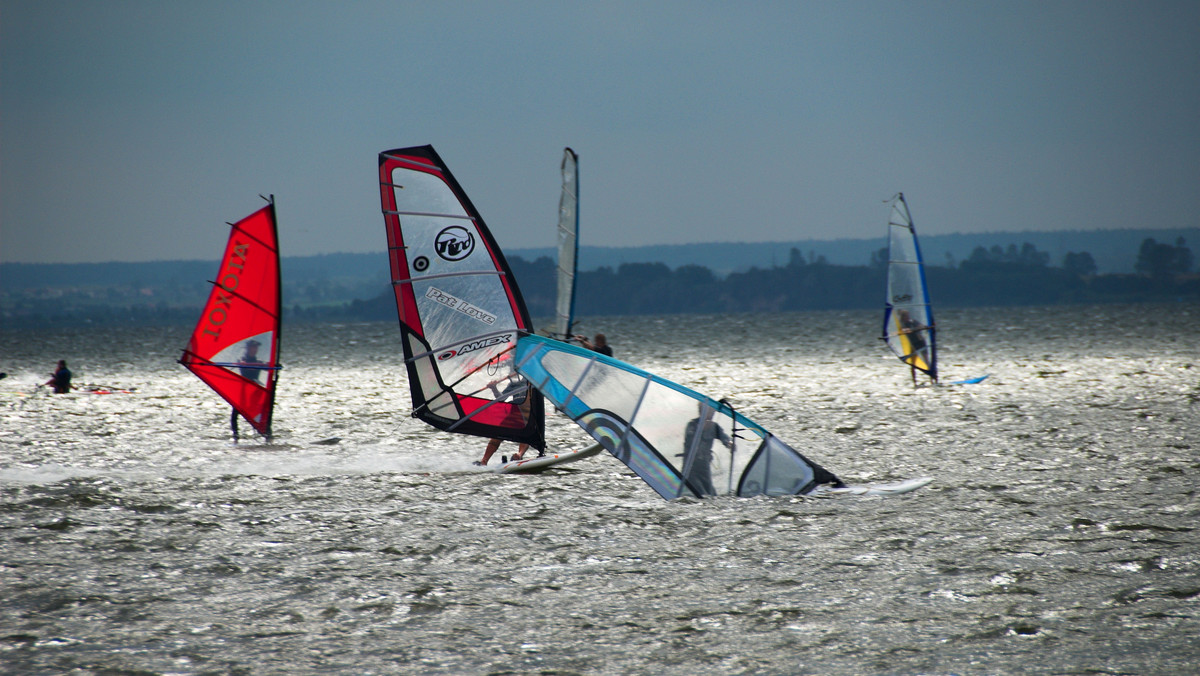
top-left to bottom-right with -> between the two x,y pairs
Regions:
231,339 -> 266,442
44,360 -> 73,393
574,332 -> 612,357
896,309 -> 934,385
680,403 -> 732,496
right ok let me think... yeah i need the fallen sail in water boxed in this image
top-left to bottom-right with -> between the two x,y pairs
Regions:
378,145 -> 545,450
514,334 -> 844,500
180,197 -> 282,440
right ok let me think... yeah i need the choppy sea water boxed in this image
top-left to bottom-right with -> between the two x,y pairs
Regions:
2,304 -> 1198,675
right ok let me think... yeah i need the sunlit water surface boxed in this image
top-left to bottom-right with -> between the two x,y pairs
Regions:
2,304 -> 1198,674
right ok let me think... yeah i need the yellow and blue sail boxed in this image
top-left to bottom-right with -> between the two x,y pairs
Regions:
882,193 -> 938,383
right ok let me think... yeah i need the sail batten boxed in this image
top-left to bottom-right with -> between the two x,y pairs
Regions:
378,145 -> 545,450
180,198 -> 282,438
882,193 -> 938,383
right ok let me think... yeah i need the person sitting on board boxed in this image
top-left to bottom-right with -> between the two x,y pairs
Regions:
574,332 -> 612,357
896,309 -> 934,384
43,360 -> 73,393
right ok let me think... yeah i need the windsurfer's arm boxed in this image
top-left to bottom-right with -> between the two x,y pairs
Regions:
717,426 -> 732,447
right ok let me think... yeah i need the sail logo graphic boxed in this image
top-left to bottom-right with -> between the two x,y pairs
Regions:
201,241 -> 250,340
425,287 -> 497,325
434,226 -> 474,261
437,333 -> 513,361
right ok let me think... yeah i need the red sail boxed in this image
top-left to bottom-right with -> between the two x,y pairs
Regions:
181,200 -> 281,437
378,146 -> 544,450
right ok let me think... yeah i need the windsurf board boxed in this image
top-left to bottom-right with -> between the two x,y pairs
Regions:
813,476 -> 933,497
493,442 -> 603,474
947,374 -> 990,385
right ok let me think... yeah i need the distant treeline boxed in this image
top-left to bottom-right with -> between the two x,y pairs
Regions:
5,239 -> 1195,329
310,238 -> 1198,324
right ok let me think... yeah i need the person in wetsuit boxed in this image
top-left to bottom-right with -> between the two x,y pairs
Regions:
681,404 -> 733,496
231,340 -> 266,442
44,360 -> 72,393
574,333 -> 612,357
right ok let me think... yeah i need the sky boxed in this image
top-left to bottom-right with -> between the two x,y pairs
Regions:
2,0 -> 1198,264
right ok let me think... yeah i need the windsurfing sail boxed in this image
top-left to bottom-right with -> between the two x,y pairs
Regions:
378,145 -> 545,450
514,334 -> 842,500
882,193 -> 938,384
553,147 -> 580,339
180,197 -> 282,438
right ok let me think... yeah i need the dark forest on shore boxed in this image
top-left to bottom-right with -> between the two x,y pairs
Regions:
4,238 -> 1196,329
327,237 -> 1197,325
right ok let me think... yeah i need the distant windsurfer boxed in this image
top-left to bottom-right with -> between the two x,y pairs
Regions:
231,339 -> 266,442
574,333 -> 612,357
896,310 -> 935,385
44,360 -> 73,393
680,405 -> 732,496
237,339 -> 265,383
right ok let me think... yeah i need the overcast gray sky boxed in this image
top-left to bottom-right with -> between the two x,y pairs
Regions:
3,0 -> 1197,264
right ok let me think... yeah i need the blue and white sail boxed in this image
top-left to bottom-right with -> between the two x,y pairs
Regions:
514,334 -> 843,500
882,193 -> 938,383
553,148 -> 579,340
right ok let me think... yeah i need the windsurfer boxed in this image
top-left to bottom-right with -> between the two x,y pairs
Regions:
574,333 -> 612,357
680,404 -> 732,496
237,339 -> 265,383
44,360 -> 73,393
896,310 -> 934,384
231,339 -> 266,442
475,375 -> 542,465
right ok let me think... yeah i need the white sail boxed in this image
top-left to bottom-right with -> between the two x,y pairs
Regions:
553,148 -> 579,339
378,145 -> 545,449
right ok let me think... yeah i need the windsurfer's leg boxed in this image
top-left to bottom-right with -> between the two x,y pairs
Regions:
230,408 -> 240,443
477,438 -> 502,465
511,443 -> 529,461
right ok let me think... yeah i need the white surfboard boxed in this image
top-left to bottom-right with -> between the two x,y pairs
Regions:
493,442 -> 603,474
813,476 -> 934,497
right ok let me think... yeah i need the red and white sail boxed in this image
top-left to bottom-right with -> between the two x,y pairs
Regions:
378,146 -> 544,450
181,198 -> 281,437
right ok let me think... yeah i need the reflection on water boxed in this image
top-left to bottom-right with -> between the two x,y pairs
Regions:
1,304 -> 1198,674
